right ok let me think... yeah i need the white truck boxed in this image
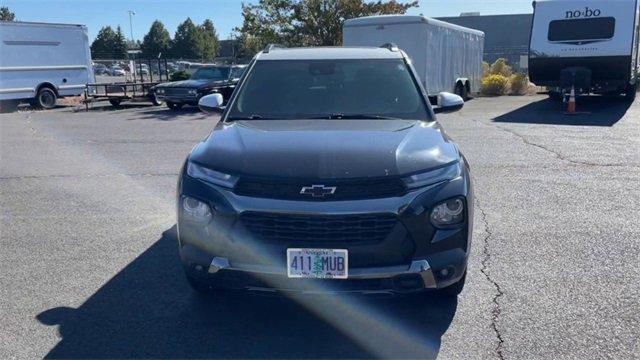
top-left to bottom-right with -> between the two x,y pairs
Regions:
0,21 -> 95,112
529,0 -> 640,101
343,15 -> 485,101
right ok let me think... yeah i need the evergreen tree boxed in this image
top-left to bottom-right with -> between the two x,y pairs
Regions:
0,6 -> 16,21
198,19 -> 220,61
141,20 -> 172,58
172,18 -> 200,60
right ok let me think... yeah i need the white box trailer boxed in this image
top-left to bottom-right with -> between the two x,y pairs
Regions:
343,15 -> 485,100
0,21 -> 95,111
529,0 -> 640,100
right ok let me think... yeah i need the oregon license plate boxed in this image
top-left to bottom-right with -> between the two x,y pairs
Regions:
286,248 -> 348,279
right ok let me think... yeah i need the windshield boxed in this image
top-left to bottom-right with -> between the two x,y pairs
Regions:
191,67 -> 230,80
230,66 -> 246,79
227,59 -> 430,120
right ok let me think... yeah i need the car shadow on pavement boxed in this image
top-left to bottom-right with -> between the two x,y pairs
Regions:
37,226 -> 457,359
493,95 -> 633,126
136,106 -> 207,121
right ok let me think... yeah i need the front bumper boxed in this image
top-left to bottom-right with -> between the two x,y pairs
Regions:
177,161 -> 474,295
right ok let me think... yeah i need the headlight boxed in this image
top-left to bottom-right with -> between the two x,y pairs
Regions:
403,161 -> 461,189
189,89 -> 198,95
431,197 -> 465,228
186,162 -> 237,188
181,196 -> 212,223
156,88 -> 164,94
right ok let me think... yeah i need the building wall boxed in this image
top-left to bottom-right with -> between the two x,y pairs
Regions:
437,14 -> 533,70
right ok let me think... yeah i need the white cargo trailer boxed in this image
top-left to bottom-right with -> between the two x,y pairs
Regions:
0,21 -> 95,112
343,15 -> 485,100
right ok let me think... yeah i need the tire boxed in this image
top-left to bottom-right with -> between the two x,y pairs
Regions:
0,100 -> 19,113
548,91 -> 563,102
435,270 -> 466,298
167,101 -> 184,111
625,83 -> 637,102
150,93 -> 164,106
109,99 -> 122,107
31,87 -> 57,109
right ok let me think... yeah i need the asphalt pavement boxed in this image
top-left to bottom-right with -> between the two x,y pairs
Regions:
0,95 -> 638,359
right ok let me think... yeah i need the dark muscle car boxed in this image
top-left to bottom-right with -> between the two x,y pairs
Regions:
155,65 -> 246,110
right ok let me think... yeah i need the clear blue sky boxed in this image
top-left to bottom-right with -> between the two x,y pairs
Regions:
2,0 -> 534,41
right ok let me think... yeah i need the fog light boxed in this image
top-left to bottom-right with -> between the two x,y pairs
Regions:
182,196 -> 212,223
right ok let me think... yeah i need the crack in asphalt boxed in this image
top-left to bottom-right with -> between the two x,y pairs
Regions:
476,198 -> 506,360
490,123 -> 634,168
466,115 -> 636,168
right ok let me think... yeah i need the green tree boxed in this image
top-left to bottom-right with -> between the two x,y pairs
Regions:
198,19 -> 220,61
172,18 -> 201,59
141,20 -> 172,58
91,26 -> 128,59
0,6 -> 16,21
235,0 -> 417,56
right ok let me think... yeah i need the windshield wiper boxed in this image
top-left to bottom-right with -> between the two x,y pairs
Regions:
308,114 -> 401,120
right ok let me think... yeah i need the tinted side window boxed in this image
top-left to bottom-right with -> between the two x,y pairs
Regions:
548,17 -> 615,42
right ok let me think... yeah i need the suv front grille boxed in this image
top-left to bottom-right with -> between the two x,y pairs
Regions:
239,212 -> 398,245
234,177 -> 407,201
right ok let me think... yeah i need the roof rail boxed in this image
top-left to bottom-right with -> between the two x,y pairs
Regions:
263,43 -> 287,53
380,43 -> 400,52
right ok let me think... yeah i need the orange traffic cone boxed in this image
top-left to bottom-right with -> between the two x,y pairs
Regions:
566,86 -> 576,114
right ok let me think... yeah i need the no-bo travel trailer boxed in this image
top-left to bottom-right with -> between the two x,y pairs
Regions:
0,21 -> 95,112
529,0 -> 640,101
343,15 -> 485,102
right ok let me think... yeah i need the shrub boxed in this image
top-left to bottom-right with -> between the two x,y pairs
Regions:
509,73 -> 529,95
170,71 -> 190,81
481,74 -> 509,96
490,58 -> 512,77
482,61 -> 491,78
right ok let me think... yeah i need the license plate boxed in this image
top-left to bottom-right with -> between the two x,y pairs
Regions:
286,248 -> 348,279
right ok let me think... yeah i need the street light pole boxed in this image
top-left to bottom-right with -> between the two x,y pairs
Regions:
127,10 -> 135,44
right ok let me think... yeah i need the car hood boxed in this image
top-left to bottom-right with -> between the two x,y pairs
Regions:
158,79 -> 226,88
188,119 -> 460,179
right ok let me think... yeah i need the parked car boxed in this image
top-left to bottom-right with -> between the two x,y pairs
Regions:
0,21 -> 95,112
177,45 -> 471,297
154,64 -> 247,110
93,63 -> 108,75
109,66 -> 126,76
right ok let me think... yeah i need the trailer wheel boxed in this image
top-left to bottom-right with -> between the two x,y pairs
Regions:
109,99 -> 122,107
31,87 -> 57,109
455,83 -> 467,101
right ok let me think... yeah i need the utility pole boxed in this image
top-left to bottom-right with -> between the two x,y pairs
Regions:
127,10 -> 135,44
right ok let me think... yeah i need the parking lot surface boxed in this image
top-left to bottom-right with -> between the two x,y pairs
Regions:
1,96 -> 638,359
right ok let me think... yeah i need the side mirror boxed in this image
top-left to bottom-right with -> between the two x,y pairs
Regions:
198,93 -> 224,113
433,92 -> 464,114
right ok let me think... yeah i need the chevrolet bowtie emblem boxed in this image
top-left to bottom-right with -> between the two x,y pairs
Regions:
300,184 -> 337,198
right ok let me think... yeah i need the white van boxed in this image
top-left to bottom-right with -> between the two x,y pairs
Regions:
529,0 -> 640,100
0,21 -> 95,112
343,15 -> 485,100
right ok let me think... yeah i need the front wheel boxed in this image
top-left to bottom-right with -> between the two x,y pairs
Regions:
31,87 -> 57,109
150,92 -> 164,106
109,99 -> 122,107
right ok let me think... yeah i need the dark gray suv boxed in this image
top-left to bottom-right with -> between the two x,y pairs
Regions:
177,45 -> 472,297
